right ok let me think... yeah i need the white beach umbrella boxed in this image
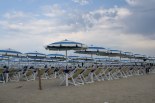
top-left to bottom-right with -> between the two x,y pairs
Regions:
0,48 -> 22,67
25,51 -> 46,66
47,54 -> 64,59
46,39 -> 87,58
108,50 -> 122,57
25,51 -> 46,59
0,48 -> 22,57
0,48 -> 22,82
134,54 -> 146,60
75,45 -> 108,57
45,39 -> 87,86
122,52 -> 134,58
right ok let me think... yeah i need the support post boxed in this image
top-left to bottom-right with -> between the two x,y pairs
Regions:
38,69 -> 42,90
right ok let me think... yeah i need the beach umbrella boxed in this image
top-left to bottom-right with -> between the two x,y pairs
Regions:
0,48 -> 22,66
95,57 -> 109,63
25,51 -> 46,59
47,54 -> 64,59
0,48 -> 22,57
25,51 -> 46,67
45,39 -> 87,86
134,54 -> 146,60
0,48 -> 22,82
147,57 -> 155,64
68,56 -> 79,59
108,50 -> 122,57
122,52 -> 134,58
75,45 -> 108,58
0,55 -> 8,60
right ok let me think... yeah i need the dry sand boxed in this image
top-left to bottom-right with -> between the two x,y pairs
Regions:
0,74 -> 155,103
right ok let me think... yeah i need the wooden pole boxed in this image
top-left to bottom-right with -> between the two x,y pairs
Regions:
38,69 -> 42,90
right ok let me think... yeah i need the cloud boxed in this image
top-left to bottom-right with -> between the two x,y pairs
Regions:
0,3 -> 155,56
72,0 -> 90,5
41,4 -> 66,17
126,0 -> 138,6
124,0 -> 155,38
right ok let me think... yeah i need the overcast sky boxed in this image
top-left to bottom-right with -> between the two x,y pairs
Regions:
0,0 -> 155,56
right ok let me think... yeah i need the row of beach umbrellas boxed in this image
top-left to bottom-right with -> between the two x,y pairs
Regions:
0,39 -> 155,86
0,40 -> 154,62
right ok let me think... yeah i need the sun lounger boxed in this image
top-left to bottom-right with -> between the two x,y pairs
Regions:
81,68 -> 94,83
8,69 -> 20,82
60,68 -> 84,86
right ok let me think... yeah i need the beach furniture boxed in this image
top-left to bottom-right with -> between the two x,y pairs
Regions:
46,68 -> 55,79
8,68 -> 20,82
81,68 -> 94,83
37,68 -> 48,79
20,69 -> 35,81
60,68 -> 84,86
93,67 -> 103,81
101,66 -> 114,80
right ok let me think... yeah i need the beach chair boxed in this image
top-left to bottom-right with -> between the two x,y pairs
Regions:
60,69 -> 84,86
68,69 -> 84,86
21,69 -> 35,81
57,68 -> 65,79
46,68 -> 55,79
81,68 -> 94,83
110,66 -> 120,79
8,69 -> 20,82
93,67 -> 103,81
37,69 -> 47,79
101,66 -> 113,80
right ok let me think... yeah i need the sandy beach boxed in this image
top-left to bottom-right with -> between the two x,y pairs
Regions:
0,74 -> 155,103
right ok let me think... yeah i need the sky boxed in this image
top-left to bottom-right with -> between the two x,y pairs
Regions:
0,0 -> 155,56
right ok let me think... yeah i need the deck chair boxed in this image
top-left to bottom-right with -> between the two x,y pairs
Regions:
8,69 -> 20,82
93,67 -> 103,81
57,68 -> 65,79
21,69 -> 35,81
81,68 -> 94,83
37,69 -> 47,79
120,66 -> 129,78
60,69 -> 84,86
101,67 -> 113,80
46,68 -> 55,79
110,66 -> 120,79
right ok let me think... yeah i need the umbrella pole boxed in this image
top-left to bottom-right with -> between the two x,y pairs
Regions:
65,50 -> 69,86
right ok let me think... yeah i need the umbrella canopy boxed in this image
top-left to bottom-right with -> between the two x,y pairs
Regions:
108,49 -> 122,57
68,56 -> 79,59
0,48 -> 22,57
147,57 -> 155,60
47,54 -> 65,61
121,52 -> 134,58
75,45 -> 108,57
46,39 -> 87,58
134,54 -> 146,60
0,55 -> 8,60
46,39 -> 87,51
25,51 -> 46,59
